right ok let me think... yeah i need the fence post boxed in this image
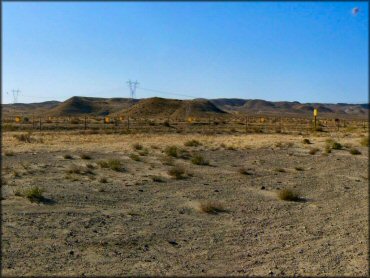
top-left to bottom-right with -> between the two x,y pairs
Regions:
39,118 -> 42,131
84,116 -> 87,130
127,117 -> 130,131
245,117 -> 248,134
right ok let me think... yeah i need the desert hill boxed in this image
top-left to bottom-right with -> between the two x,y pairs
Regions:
44,97 -> 138,116
2,96 -> 368,120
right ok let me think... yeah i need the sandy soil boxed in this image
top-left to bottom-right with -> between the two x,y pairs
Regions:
1,131 -> 368,276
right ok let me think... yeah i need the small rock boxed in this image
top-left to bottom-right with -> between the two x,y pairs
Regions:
261,186 -> 265,190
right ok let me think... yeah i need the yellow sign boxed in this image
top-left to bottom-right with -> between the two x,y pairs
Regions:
104,117 -> 110,123
120,116 -> 125,121
15,116 -> 21,123
260,117 -> 265,123
313,109 -> 318,117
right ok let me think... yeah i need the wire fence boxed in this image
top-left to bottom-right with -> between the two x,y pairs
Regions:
2,115 -> 368,134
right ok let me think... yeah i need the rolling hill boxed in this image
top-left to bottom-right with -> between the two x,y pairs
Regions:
2,96 -> 368,120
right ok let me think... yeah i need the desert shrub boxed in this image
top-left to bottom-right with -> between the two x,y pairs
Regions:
163,120 -> 171,127
308,148 -> 319,155
161,156 -> 174,166
277,189 -> 300,201
66,164 -> 94,175
23,186 -> 45,203
331,142 -> 342,150
184,139 -> 202,147
238,167 -> 252,175
80,153 -> 92,160
98,159 -> 125,172
13,133 -> 32,143
138,148 -> 149,156
12,171 -> 21,178
226,145 -> 236,151
85,163 -> 95,169
198,201 -> 226,214
168,165 -> 185,179
165,145 -> 179,157
314,127 -> 323,132
4,151 -> 15,156
63,154 -> 73,159
99,177 -> 108,183
349,148 -> 361,155
324,145 -> 332,153
132,143 -> 143,150
191,154 -> 209,166
151,175 -> 164,182
302,139 -> 311,144
274,168 -> 286,173
360,137 -> 369,147
71,119 -> 80,124
295,167 -> 304,171
129,153 -> 141,161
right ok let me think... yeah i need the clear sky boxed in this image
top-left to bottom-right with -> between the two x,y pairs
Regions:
3,2 -> 368,104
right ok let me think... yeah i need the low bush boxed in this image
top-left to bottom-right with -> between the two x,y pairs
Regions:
191,154 -> 209,166
277,189 -> 300,202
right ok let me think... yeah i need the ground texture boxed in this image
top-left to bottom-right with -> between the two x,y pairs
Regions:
2,132 -> 368,276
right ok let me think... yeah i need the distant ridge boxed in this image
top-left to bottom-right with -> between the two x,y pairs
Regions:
2,96 -> 368,119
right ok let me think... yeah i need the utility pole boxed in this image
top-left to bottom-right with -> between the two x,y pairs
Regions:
127,80 -> 139,99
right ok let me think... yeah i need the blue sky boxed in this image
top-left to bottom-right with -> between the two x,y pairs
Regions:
3,2 -> 368,104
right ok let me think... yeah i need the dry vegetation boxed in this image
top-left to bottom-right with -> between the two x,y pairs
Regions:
1,129 -> 368,276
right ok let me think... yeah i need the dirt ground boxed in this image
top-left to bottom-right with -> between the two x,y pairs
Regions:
1,131 -> 368,276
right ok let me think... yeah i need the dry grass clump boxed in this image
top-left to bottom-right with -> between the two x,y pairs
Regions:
184,139 -> 202,147
168,165 -> 186,179
164,145 -> 179,157
63,154 -> 73,159
66,164 -> 94,175
164,145 -> 190,159
360,137 -> 369,147
191,154 -> 209,166
98,159 -> 125,172
13,133 -> 32,143
302,138 -> 311,144
151,175 -> 164,182
238,167 -> 253,175
129,153 -> 141,161
308,148 -> 320,155
16,186 -> 45,203
277,189 -> 301,202
198,201 -> 226,214
331,142 -> 342,150
161,156 -> 174,166
80,153 -> 92,160
326,139 -> 342,150
274,168 -> 286,173
138,148 -> 149,156
99,177 -> 108,183
349,148 -> 361,155
132,143 -> 143,150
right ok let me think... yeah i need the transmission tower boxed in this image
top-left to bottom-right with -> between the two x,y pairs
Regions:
11,89 -> 21,103
127,80 -> 139,99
